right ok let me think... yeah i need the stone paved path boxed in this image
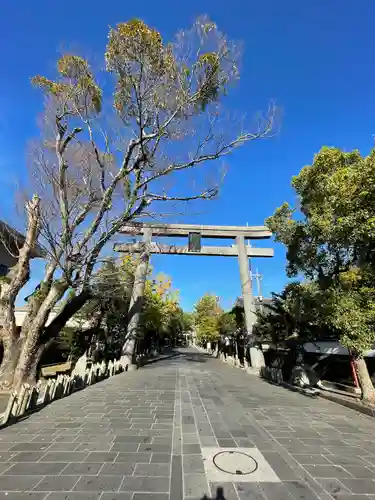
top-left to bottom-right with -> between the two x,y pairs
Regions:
0,348 -> 375,500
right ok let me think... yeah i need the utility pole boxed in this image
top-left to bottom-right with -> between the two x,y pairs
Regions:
253,268 -> 263,313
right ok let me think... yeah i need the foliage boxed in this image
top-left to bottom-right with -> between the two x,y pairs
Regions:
138,272 -> 185,347
267,147 -> 375,355
194,294 -> 222,344
266,146 -> 375,399
218,312 -> 236,336
253,282 -> 337,345
197,315 -> 220,343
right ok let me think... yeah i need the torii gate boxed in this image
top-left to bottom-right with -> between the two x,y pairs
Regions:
114,223 -> 273,369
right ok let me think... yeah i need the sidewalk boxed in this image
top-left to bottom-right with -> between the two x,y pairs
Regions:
0,348 -> 374,500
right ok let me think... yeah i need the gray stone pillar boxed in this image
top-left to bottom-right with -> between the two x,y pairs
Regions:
236,235 -> 256,333
236,235 -> 265,369
121,228 -> 152,370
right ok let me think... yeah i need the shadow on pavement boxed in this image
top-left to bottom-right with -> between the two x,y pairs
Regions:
260,376 -> 319,398
202,486 -> 228,500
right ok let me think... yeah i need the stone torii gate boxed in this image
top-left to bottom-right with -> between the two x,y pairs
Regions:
114,223 -> 273,369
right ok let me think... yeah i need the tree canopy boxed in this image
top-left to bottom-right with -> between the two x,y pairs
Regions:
265,146 -> 375,401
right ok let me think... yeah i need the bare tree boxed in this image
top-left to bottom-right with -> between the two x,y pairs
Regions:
0,196 -> 41,387
0,16 -> 275,390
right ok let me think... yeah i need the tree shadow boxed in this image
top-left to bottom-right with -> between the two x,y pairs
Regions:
183,353 -> 209,363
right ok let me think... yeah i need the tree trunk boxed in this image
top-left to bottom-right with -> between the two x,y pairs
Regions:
42,290 -> 92,342
13,282 -> 67,391
0,196 -> 41,389
354,355 -> 375,403
121,230 -> 151,370
0,335 -> 21,389
24,338 -> 56,387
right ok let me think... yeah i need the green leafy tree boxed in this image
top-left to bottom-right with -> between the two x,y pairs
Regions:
197,316 -> 220,344
194,294 -> 222,344
267,147 -> 375,402
218,312 -> 236,336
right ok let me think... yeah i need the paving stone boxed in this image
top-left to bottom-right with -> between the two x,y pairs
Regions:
258,482 -> 293,500
116,452 -> 151,462
47,494 -> 101,500
149,453 -> 171,465
184,475 -> 209,498
342,465 -> 375,478
40,451 -> 88,462
217,439 -> 238,448
183,454 -> 205,474
234,439 -> 256,448
61,462 -> 103,475
33,475 -> 80,491
262,452 -> 299,480
101,494 -> 132,500
199,436 -> 218,447
291,455 -> 332,465
114,436 -> 152,443
0,475 -> 44,492
7,451 -> 43,463
45,442 -> 79,451
210,482 -> 239,500
230,430 -> 248,439
340,479 -> 375,494
304,465 -> 351,478
54,422 -> 82,429
133,494 -> 168,500
0,494 -> 47,500
119,477 -> 170,492
99,462 -> 135,475
73,476 -> 123,492
235,483 -> 267,500
283,480 -> 320,500
317,478 -> 351,496
6,462 -> 68,475
138,444 -> 172,453
9,443 -> 52,452
0,463 -> 12,474
170,454 -> 183,500
110,443 -> 141,452
0,452 -> 17,462
134,463 -> 170,476
84,452 -> 118,462
183,444 -> 201,454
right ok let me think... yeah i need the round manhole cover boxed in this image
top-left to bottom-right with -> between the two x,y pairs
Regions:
213,451 -> 258,476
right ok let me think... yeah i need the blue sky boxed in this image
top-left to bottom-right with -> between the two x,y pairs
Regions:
1,1 -> 375,311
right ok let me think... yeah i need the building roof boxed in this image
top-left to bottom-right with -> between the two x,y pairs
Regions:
0,220 -> 46,259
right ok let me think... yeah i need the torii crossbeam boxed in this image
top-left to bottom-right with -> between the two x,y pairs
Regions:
115,223 -> 274,369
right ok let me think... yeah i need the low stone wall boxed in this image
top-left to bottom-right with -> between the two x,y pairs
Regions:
260,366 -> 284,384
0,358 -> 123,427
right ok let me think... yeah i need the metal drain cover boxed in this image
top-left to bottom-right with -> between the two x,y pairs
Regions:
213,451 -> 258,475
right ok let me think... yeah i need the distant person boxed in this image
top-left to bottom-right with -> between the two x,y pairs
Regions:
224,335 -> 230,358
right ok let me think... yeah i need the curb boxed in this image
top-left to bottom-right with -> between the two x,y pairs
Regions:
193,346 -> 375,418
139,352 -> 180,366
318,390 -> 375,417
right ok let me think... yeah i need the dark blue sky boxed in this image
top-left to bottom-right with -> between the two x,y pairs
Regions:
1,1 -> 375,310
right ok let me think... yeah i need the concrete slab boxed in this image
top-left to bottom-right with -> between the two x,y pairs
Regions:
202,447 -> 280,483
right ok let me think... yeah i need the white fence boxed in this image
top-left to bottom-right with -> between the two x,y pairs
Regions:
0,358 -> 122,426
194,344 -> 263,376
